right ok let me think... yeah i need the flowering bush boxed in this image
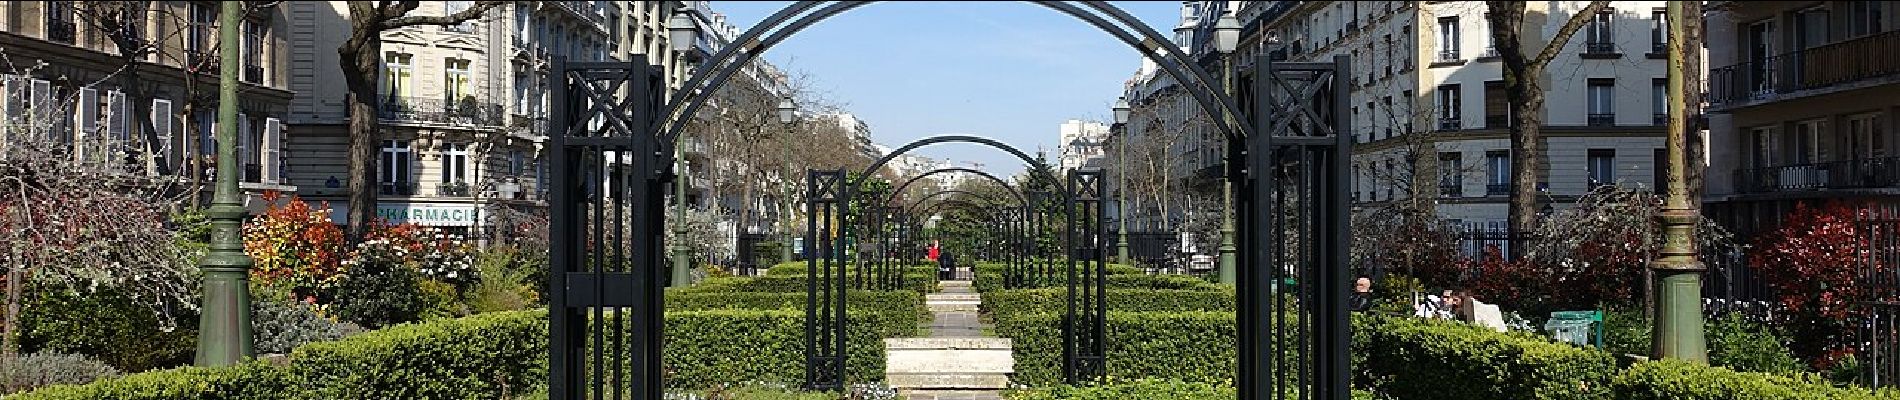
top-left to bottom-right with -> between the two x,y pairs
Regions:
1747,201 -> 1891,369
243,191 -> 347,298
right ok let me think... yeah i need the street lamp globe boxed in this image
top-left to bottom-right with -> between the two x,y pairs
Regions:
1214,11 -> 1241,54
1112,97 -> 1130,125
668,11 -> 695,52
777,95 -> 797,124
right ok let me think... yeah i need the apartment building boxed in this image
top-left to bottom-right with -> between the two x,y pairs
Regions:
1703,1 -> 1899,234
0,1 -> 296,207
1247,1 -> 1673,226
1058,119 -> 1110,171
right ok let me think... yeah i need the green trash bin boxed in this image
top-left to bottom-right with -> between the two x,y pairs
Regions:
1544,310 -> 1605,348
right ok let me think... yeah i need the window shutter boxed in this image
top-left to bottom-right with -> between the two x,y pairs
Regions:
153,99 -> 174,172
264,117 -> 281,184
29,79 -> 50,138
75,87 -> 98,161
1,75 -> 21,133
237,114 -> 251,171
106,90 -> 128,154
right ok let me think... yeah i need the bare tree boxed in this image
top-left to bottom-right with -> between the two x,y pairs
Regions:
337,1 -> 501,239
1485,1 -> 1610,238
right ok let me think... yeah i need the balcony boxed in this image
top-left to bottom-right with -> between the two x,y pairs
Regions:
1438,117 -> 1461,131
1586,113 -> 1615,127
1440,183 -> 1463,198
1583,42 -> 1618,57
1734,157 -> 1900,194
1486,183 -> 1510,196
243,65 -> 265,84
1653,113 -> 1668,126
1710,30 -> 1900,109
1436,50 -> 1461,63
46,21 -> 75,44
1479,48 -> 1499,59
437,181 -> 471,197
1485,115 -> 1509,129
380,96 -> 504,127
187,51 -> 219,71
381,181 -> 418,196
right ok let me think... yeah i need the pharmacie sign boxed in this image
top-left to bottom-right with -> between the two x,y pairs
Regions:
330,203 -> 482,226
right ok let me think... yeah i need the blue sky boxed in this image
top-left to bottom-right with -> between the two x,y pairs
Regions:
706,1 -> 1183,176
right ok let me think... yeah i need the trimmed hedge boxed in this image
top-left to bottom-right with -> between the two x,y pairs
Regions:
662,309 -> 888,387
973,263 -> 1203,293
8,361 -> 292,400
289,310 -> 547,399
994,311 -> 1237,386
1005,379 -> 1236,400
666,290 -> 926,337
973,263 -> 1146,293
1611,360 -> 1898,400
1356,314 -> 1616,400
694,273 -> 937,293
764,262 -> 936,278
981,287 -> 1236,316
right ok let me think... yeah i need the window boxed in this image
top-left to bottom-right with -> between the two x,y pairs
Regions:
1484,81 -> 1508,128
445,58 -> 472,103
1588,149 -> 1615,188
1437,17 -> 1459,61
1400,25 -> 1414,69
243,20 -> 266,84
151,99 -> 174,171
45,1 -> 75,44
443,1 -> 476,33
509,150 -> 525,176
1439,152 -> 1463,197
1384,159 -> 1396,199
1587,79 -> 1615,126
1486,150 -> 1510,195
1746,20 -> 1777,93
1749,126 -> 1779,168
381,140 -> 413,195
1650,9 -> 1667,53
381,52 -> 412,101
1585,9 -> 1614,53
1792,119 -> 1828,164
1382,96 -> 1394,138
514,6 -> 530,46
441,142 -> 468,185
263,118 -> 282,184
1436,84 -> 1460,130
1846,113 -> 1887,159
1653,148 -> 1667,190
188,3 -> 216,61
1651,79 -> 1667,126
1849,1 -> 1885,37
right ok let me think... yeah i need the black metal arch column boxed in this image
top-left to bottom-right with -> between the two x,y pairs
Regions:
804,169 -> 850,390
548,57 -> 669,400
1063,169 -> 1108,384
1234,55 -> 1353,400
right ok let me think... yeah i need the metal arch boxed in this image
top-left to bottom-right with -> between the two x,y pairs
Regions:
657,1 -> 1252,151
916,198 -> 1006,220
852,135 -> 1059,194
905,189 -> 1014,211
884,167 -> 1026,206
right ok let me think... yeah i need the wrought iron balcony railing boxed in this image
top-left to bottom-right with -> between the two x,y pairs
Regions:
1734,157 -> 1900,193
1584,41 -> 1617,55
1437,50 -> 1460,62
1587,113 -> 1615,127
380,96 -> 504,127
1486,183 -> 1510,196
1710,30 -> 1900,108
1440,183 -> 1463,198
243,65 -> 265,84
437,181 -> 471,197
381,181 -> 418,196
46,21 -> 76,44
1485,115 -> 1509,129
1438,117 -> 1461,131
1653,113 -> 1668,126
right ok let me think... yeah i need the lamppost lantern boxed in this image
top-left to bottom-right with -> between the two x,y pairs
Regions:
1112,97 -> 1130,125
777,95 -> 797,124
667,11 -> 696,53
1214,11 -> 1241,54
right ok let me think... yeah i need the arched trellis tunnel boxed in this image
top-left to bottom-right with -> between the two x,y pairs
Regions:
545,1 -> 1352,398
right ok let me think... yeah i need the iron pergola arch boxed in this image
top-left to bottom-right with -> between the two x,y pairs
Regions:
548,2 -> 1352,399
883,167 -> 1026,207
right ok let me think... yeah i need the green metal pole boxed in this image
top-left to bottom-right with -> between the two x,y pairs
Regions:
1651,1 -> 1707,363
194,0 -> 254,367
782,125 -> 794,266
1116,124 -> 1130,266
670,147 -> 691,286
1216,56 -> 1237,285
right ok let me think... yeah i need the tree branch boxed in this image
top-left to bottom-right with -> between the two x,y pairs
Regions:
382,1 -> 505,29
1531,1 -> 1610,67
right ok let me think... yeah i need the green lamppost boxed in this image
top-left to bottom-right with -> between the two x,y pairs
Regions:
1650,1 -> 1707,362
194,0 -> 254,367
778,96 -> 798,266
667,10 -> 695,286
1206,10 -> 1241,285
1112,97 -> 1131,265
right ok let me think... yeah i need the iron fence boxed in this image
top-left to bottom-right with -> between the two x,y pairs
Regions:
1123,231 -> 1182,272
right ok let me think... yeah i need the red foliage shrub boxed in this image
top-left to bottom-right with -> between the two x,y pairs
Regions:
1748,200 -> 1892,369
1462,246 -> 1546,312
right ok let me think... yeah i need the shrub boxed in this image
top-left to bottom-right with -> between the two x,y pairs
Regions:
1005,379 -> 1236,400
1601,308 -> 1653,358
6,361 -> 293,400
981,288 -> 1235,316
0,352 -> 121,394
21,288 -> 197,372
660,309 -> 887,388
242,193 -> 347,297
1612,359 -> 1897,400
1747,201 -> 1885,369
290,310 -> 547,399
693,273 -> 937,293
1706,313 -> 1803,374
467,248 -> 542,313
1355,314 -> 1617,400
666,289 -> 926,337
416,278 -> 467,320
250,294 -> 358,355
973,263 -> 1145,293
995,311 -> 1236,386
330,240 -> 425,329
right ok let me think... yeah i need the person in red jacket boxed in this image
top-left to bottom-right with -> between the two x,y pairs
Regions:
926,240 -> 941,262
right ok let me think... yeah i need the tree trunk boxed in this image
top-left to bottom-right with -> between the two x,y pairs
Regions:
1680,2 -> 1706,202
341,36 -> 382,239
1487,1 -> 1609,243
3,262 -> 23,391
